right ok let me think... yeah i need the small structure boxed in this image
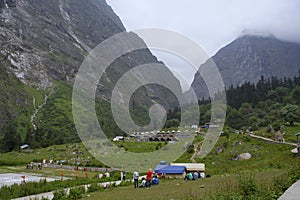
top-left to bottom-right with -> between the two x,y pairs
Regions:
113,136 -> 124,141
170,163 -> 205,172
20,144 -> 32,152
205,123 -> 219,129
20,144 -> 29,150
154,165 -> 186,178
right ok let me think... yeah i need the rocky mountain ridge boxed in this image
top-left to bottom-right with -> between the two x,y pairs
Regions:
191,34 -> 300,99
0,0 -> 180,133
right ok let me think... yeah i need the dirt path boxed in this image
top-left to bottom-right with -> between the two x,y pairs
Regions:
248,133 -> 297,147
191,142 -> 202,163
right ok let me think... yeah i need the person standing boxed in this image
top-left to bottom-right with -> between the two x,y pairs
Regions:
146,168 -> 153,188
133,170 -> 139,188
123,171 -> 127,181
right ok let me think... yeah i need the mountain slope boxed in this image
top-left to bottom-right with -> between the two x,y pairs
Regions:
0,0 -> 127,87
191,34 -> 300,99
0,0 -> 180,143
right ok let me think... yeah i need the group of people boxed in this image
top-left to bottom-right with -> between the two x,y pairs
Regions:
26,163 -> 42,170
132,168 -> 159,189
184,171 -> 205,180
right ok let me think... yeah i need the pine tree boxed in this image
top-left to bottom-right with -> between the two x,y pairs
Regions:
1,122 -> 20,152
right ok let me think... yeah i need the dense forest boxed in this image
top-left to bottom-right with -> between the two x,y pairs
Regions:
166,72 -> 300,131
224,71 -> 300,130
1,72 -> 300,152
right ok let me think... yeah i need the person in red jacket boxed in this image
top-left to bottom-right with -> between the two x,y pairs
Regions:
146,168 -> 153,188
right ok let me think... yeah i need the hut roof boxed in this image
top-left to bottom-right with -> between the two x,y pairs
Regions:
155,165 -> 186,174
170,163 -> 205,171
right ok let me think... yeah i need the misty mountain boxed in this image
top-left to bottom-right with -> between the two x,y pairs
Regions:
191,34 -> 300,99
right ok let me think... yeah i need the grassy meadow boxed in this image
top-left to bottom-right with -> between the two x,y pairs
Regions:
82,170 -> 298,200
0,125 -> 299,199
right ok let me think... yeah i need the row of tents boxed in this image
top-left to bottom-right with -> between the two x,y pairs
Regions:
154,161 -> 205,178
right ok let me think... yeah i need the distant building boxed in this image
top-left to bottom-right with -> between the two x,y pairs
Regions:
113,136 -> 124,141
205,123 -> 220,128
191,125 -> 198,129
20,144 -> 29,150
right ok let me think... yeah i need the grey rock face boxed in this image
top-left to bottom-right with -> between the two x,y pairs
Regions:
1,0 -> 126,88
0,0 -> 180,128
0,0 -> 16,9
0,0 -> 180,101
191,35 -> 300,99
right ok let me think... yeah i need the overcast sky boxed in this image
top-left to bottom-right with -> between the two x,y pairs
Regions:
106,0 -> 300,90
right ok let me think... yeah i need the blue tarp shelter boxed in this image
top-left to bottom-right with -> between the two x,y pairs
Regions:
154,165 -> 186,174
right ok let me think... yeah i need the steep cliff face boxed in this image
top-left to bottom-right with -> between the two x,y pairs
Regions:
0,0 -> 16,9
191,34 -> 300,99
0,0 -> 126,88
0,0 -> 180,135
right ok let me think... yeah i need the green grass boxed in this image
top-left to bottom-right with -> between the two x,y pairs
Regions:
0,165 -> 101,179
0,63 -> 44,139
198,133 -> 300,175
0,175 -> 120,200
254,123 -> 300,143
0,131 -> 300,199
113,141 -> 167,153
81,170 -> 293,200
0,143 -> 103,167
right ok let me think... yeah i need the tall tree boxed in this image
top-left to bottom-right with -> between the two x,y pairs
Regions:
280,105 -> 300,126
1,122 -> 20,152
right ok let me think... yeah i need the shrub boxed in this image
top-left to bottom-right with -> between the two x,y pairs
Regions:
53,189 -> 67,200
238,175 -> 257,197
212,192 -> 243,200
87,183 -> 100,193
68,186 -> 85,200
187,145 -> 194,154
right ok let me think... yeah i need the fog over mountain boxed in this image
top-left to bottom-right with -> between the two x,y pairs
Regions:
106,0 -> 300,89
190,34 -> 300,99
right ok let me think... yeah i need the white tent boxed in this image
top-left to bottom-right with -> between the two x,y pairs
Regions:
170,163 -> 205,171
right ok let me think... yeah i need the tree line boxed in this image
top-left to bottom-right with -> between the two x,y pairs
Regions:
1,72 -> 300,152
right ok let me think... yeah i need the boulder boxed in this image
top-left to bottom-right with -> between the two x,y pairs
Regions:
237,152 -> 252,160
216,147 -> 223,154
232,152 -> 252,160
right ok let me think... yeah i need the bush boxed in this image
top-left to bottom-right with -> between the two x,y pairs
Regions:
272,175 -> 290,197
68,186 -> 85,200
53,189 -> 67,200
0,177 -> 117,199
87,183 -> 100,193
238,175 -> 257,197
187,145 -> 194,154
212,192 -> 243,200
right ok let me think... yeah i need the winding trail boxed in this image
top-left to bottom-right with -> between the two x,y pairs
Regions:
30,93 -> 48,130
247,133 -> 297,147
191,142 -> 202,163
